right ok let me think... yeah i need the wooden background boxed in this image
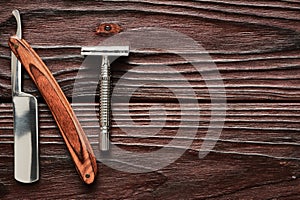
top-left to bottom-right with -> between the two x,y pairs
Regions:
0,0 -> 300,199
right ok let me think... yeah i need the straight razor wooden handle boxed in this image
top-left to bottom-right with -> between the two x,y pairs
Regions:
8,36 -> 97,184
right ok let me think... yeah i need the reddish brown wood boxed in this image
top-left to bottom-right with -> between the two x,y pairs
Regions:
0,0 -> 299,198
0,1 -> 299,101
96,23 -> 123,35
1,103 -> 300,159
8,37 -> 97,184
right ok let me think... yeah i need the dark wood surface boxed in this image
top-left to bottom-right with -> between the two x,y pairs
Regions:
0,0 -> 300,199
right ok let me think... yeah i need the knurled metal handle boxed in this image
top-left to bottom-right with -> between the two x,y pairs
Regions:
100,56 -> 110,151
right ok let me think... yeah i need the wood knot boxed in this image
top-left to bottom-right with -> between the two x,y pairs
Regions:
96,23 -> 123,36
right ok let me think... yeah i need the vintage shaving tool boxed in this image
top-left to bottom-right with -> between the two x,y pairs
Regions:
81,46 -> 130,151
8,36 -> 97,184
11,10 -> 39,183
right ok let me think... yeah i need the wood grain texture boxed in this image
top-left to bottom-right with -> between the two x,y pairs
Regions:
9,37 -> 97,184
1,103 -> 300,159
0,0 -> 299,199
0,0 -> 299,101
1,102 -> 300,199
96,23 -> 123,35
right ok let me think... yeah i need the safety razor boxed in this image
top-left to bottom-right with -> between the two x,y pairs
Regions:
81,46 -> 130,151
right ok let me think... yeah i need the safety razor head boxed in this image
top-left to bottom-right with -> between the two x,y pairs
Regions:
81,46 -> 129,56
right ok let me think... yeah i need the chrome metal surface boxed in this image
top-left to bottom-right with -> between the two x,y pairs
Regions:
81,46 -> 130,56
81,46 -> 129,151
11,9 -> 39,183
13,96 -> 39,183
100,56 -> 110,151
11,10 -> 21,95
